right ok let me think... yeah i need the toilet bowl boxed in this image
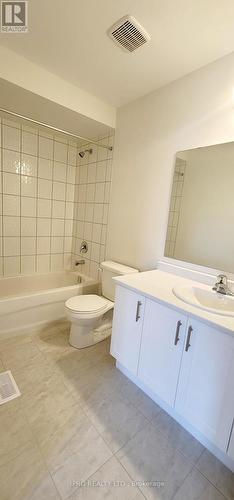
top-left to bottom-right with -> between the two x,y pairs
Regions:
65,294 -> 114,348
65,261 -> 138,349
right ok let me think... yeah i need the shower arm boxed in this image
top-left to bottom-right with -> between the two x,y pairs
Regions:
0,107 -> 113,152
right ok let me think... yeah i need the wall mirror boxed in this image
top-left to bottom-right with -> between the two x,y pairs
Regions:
164,142 -> 234,273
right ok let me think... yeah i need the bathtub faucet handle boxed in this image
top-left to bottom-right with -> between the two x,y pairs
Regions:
75,260 -> 85,266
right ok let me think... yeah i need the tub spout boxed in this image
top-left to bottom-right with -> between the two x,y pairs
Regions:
75,260 -> 85,266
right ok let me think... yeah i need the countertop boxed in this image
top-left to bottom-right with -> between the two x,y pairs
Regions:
114,270 -> 234,337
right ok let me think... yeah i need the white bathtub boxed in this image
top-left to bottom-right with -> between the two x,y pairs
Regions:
0,271 -> 98,336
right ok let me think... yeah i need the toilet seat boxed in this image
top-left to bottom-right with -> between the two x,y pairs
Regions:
65,294 -> 110,314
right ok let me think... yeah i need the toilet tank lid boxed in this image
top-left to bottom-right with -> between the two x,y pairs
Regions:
101,261 -> 139,275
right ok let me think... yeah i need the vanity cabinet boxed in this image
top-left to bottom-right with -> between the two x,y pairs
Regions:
138,299 -> 187,407
110,283 -> 234,467
110,285 -> 145,376
175,317 -> 234,452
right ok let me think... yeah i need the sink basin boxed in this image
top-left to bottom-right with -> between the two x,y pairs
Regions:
173,285 -> 234,316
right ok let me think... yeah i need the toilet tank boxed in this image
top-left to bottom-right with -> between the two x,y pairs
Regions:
101,261 -> 139,301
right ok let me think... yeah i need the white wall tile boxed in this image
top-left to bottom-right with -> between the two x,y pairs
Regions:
21,155 -> 38,177
85,203 -> 94,222
38,158 -> 53,179
3,126 -> 20,151
86,183 -> 95,202
3,172 -> 20,195
37,236 -> 51,254
65,220 -> 73,236
65,202 -> 74,219
67,165 -> 76,184
39,136 -> 53,159
96,162 -> 106,182
92,223 -> 102,243
37,254 -> 50,273
3,216 -> 20,236
38,178 -> 52,199
2,150 -> 20,174
3,195 -> 20,216
68,146 -> 77,166
21,197 -> 37,217
51,253 -> 63,271
22,131 -> 38,155
84,222 -> 92,240
21,176 -> 37,197
93,204 -> 103,223
53,161 -> 67,182
4,256 -> 20,276
95,183 -> 105,203
0,115 -> 113,277
53,181 -> 66,200
66,183 -> 75,202
21,217 -> 36,236
91,242 -> 100,262
4,237 -> 20,256
37,218 -> 51,236
54,141 -> 67,163
87,164 -> 96,183
52,200 -> 65,219
21,255 -> 36,274
37,198 -> 51,218
21,237 -> 36,256
52,219 -> 64,236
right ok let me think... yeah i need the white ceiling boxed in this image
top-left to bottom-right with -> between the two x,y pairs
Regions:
0,0 -> 234,107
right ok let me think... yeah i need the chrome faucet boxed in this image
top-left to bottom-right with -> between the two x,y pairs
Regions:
212,274 -> 234,296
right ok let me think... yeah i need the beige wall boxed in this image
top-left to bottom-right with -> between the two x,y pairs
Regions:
107,52 -> 234,271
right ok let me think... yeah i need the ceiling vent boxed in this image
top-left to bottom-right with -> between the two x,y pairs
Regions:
108,15 -> 151,53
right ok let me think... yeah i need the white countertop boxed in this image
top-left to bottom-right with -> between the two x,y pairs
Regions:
114,270 -> 234,337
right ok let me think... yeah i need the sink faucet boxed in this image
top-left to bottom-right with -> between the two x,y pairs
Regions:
212,274 -> 234,296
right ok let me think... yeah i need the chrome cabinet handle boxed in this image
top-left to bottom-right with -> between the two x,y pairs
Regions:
185,325 -> 193,352
135,301 -> 142,322
174,320 -> 182,346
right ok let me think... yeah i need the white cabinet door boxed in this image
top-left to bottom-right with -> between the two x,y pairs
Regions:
175,318 -> 234,452
138,299 -> 188,407
110,285 -> 145,375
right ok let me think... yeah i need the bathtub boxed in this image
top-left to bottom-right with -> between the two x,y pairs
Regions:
0,271 -> 98,336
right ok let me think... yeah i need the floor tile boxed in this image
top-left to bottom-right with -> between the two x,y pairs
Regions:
173,467 -> 227,499
52,420 -> 112,499
0,403 -> 33,465
84,392 -> 148,453
0,341 -> 44,370
0,441 -> 59,500
117,423 -> 193,499
69,455 -> 144,499
120,378 -> 161,420
34,327 -> 73,355
196,450 -> 234,500
153,410 -> 204,464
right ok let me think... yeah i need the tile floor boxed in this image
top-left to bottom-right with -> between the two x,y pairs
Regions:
0,321 -> 233,499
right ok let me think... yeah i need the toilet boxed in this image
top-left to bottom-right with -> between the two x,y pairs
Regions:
65,261 -> 138,348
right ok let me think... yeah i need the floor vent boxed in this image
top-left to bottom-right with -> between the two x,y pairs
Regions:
0,371 -> 21,405
108,15 -> 151,53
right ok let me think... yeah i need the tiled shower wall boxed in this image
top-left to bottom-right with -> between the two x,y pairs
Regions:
0,116 -> 77,276
72,135 -> 114,280
164,158 -> 186,258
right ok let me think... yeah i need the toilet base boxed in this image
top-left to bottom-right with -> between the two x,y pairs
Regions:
69,313 -> 112,349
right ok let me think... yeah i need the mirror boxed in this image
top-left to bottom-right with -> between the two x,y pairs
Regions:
164,142 -> 234,273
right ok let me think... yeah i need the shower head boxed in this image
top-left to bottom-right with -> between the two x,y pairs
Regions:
79,148 -> 93,158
